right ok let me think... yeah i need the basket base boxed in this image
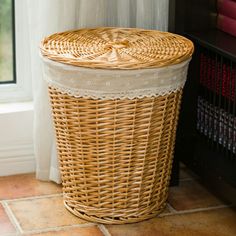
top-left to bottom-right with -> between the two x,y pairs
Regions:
63,200 -> 166,225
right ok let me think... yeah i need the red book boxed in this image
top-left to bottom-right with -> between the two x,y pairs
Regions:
218,0 -> 236,20
217,14 -> 236,37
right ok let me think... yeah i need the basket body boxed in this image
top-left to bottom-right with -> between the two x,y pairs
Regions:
48,86 -> 182,224
41,27 -> 193,224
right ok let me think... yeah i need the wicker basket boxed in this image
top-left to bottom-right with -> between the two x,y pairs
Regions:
40,27 -> 193,224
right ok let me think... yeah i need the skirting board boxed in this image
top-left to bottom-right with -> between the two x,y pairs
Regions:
0,142 -> 35,176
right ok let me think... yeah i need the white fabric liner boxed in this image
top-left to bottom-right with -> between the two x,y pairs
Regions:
42,56 -> 191,99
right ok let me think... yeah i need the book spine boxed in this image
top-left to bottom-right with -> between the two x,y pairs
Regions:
200,53 -> 205,85
218,0 -> 236,21
233,117 -> 236,153
196,96 -> 236,154
199,51 -> 236,101
217,14 -> 236,37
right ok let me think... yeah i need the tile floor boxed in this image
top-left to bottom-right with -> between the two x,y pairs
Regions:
0,165 -> 235,236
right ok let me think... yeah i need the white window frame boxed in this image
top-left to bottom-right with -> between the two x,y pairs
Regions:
0,0 -> 32,103
0,1 -> 34,176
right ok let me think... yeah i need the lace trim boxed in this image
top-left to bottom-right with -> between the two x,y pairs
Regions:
47,81 -> 184,100
42,56 -> 190,99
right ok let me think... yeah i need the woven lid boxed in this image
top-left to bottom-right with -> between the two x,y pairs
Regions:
40,27 -> 194,70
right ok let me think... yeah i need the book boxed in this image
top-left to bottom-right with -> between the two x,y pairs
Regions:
217,14 -> 236,37
199,52 -> 236,101
197,96 -> 236,153
218,0 -> 236,21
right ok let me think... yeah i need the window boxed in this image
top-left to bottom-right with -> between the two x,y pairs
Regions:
0,0 -> 34,177
0,0 -> 32,102
0,0 -> 15,84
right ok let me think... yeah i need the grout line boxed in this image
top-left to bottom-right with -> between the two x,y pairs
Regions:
159,212 -> 176,217
166,203 -> 178,213
98,224 -> 112,236
1,193 -> 63,203
177,204 -> 231,214
20,223 -> 96,235
1,201 -> 23,234
166,204 -> 230,216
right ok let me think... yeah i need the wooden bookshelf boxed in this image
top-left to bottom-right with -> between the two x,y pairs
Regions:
170,0 -> 236,204
186,30 -> 236,62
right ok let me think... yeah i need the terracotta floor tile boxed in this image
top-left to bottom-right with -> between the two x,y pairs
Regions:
29,226 -> 103,236
106,207 -> 236,236
179,166 -> 196,180
0,173 -> 62,200
0,203 -> 16,235
8,196 -> 87,232
168,179 -> 224,211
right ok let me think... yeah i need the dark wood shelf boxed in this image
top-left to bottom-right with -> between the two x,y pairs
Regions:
186,29 -> 236,62
171,0 -> 236,205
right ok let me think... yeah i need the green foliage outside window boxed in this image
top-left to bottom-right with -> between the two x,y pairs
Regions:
0,0 -> 14,82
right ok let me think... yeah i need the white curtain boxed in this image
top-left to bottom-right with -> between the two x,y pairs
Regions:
27,0 -> 169,184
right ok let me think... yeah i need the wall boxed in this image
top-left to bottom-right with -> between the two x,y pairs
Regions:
0,102 -> 34,176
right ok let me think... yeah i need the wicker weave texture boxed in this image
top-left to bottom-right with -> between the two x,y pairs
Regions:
48,86 -> 182,224
41,27 -> 193,69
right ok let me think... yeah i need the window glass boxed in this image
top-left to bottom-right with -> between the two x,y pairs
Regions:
0,0 -> 14,83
